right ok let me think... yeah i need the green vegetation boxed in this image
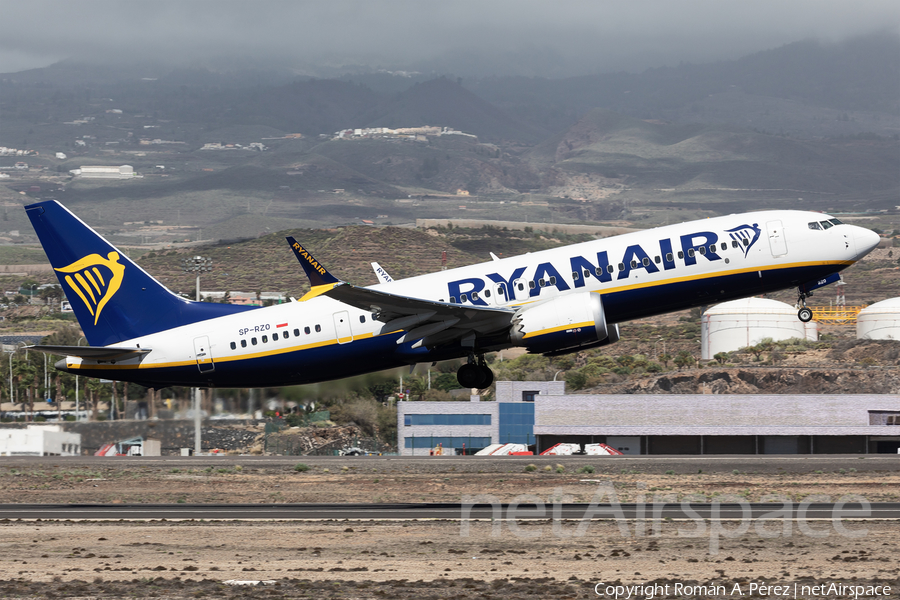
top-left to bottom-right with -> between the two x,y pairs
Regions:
293,463 -> 310,472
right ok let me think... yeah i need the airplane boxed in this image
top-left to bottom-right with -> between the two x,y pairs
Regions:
24,199 -> 879,389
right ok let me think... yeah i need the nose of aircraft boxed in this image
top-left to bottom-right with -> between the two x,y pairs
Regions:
852,226 -> 881,260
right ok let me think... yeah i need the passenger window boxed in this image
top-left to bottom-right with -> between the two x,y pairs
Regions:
283,330 -> 289,339
698,247 -> 705,255
472,291 -> 480,300
359,315 -> 366,323
732,240 -> 739,248
607,264 -> 614,274
689,249 -> 696,257
484,289 -> 491,298
743,239 -> 749,246
497,286 -> 505,296
666,253 -> 673,262
528,281 -> 536,289
272,332 -> 279,341
230,341 -> 236,350
460,293 -> 468,302
262,335 -> 268,343
294,328 -> 300,336
630,260 -> 637,268
315,324 -> 321,333
572,271 -> 579,280
642,257 -> 650,266
450,296 -> 457,303
720,242 -> 727,251
654,256 -> 661,264
518,282 -> 525,291
304,326 -> 311,334
549,276 -> 556,285
251,337 -> 257,346
539,279 -> 546,287
678,251 -> 684,259
241,340 -> 247,348
618,263 -> 625,271
709,245 -> 715,253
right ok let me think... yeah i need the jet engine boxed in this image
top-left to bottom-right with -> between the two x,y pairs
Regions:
510,292 -> 616,354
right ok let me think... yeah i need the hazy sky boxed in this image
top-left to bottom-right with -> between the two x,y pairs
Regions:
1,0 -> 898,76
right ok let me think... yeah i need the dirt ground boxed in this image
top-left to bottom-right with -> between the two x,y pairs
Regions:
0,458 -> 897,598
1,456 -> 898,505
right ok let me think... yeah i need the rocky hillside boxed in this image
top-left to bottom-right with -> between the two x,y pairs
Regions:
587,366 -> 900,395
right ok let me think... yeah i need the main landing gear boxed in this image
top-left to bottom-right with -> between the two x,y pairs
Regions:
457,353 -> 494,389
797,290 -> 813,323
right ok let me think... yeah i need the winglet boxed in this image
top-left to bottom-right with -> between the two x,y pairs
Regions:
371,261 -> 394,283
286,236 -> 341,301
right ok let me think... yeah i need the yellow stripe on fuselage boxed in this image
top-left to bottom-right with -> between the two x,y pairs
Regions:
66,331 -> 377,371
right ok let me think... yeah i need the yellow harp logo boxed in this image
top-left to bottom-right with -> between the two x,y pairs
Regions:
55,252 -> 125,326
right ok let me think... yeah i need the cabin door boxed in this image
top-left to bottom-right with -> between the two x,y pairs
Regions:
193,336 -> 215,373
333,311 -> 354,344
766,220 -> 788,257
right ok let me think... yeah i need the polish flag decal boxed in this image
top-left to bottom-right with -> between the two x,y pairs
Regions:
276,323 -> 288,328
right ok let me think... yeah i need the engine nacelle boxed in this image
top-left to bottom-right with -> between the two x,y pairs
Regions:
510,292 -> 613,354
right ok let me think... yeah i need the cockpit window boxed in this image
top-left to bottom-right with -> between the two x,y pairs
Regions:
829,218 -> 844,226
820,220 -> 834,230
808,222 -> 822,230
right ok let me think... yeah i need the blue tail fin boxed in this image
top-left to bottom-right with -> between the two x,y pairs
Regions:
26,200 -> 254,346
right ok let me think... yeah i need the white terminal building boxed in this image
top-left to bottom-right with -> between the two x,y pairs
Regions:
0,425 -> 81,456
69,165 -> 135,179
701,298 -> 816,360
397,381 -> 900,456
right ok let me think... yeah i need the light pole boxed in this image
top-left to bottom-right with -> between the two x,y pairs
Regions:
6,348 -> 13,407
181,256 -> 212,455
181,255 -> 212,302
76,336 -> 85,421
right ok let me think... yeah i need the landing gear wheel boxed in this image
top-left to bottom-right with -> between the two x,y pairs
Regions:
478,365 -> 494,388
457,360 -> 495,389
457,363 -> 485,388
798,307 -> 813,323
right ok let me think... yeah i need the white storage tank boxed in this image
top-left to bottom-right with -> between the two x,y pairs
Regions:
857,298 -> 900,340
701,298 -> 816,360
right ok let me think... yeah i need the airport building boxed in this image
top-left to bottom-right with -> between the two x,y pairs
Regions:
397,381 -> 556,455
397,381 -> 900,455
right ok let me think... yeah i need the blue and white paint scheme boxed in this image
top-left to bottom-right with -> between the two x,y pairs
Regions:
25,200 -> 879,389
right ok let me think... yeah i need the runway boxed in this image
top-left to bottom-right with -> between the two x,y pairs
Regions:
1,502 -> 897,520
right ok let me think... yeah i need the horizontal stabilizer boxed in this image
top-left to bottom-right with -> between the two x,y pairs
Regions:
26,345 -> 151,361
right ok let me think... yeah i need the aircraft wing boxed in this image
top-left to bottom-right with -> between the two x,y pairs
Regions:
25,345 -> 151,360
287,236 -> 514,349
324,282 -> 514,349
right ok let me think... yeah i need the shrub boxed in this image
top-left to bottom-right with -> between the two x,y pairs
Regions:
524,464 -> 537,472
578,465 -> 595,474
293,463 -> 310,472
